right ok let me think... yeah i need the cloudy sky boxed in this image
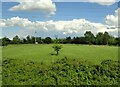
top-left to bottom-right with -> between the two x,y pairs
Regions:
0,0 -> 119,39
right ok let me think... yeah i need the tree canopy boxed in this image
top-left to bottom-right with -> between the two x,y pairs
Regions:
1,31 -> 120,46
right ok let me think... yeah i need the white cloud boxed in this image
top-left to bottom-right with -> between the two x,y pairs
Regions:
105,8 -> 119,28
0,16 -> 118,37
52,0 -> 116,6
2,0 -> 117,6
0,19 -> 6,27
87,0 -> 116,6
9,0 -> 56,16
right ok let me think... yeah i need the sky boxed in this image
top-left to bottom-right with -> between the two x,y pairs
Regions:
0,0 -> 119,39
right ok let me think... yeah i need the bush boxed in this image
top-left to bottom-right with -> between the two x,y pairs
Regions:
2,58 -> 119,85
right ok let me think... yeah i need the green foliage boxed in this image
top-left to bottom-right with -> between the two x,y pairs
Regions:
13,35 -> 21,44
44,37 -> 52,44
84,31 -> 95,45
1,31 -> 120,46
2,58 -> 119,85
26,35 -> 31,43
2,37 -> 11,46
96,32 -> 104,45
103,32 -> 110,45
52,44 -> 63,55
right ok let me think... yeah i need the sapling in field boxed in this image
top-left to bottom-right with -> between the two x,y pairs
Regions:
52,35 -> 63,55
52,44 -> 63,55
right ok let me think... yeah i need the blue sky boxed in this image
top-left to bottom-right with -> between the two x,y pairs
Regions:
2,2 -> 118,22
1,1 -> 119,39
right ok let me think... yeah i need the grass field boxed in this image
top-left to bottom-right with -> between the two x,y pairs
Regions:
2,44 -> 118,65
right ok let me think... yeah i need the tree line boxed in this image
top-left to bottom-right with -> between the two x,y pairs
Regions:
1,31 -> 120,46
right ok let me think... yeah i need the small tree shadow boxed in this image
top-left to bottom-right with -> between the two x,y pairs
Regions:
50,53 -> 58,56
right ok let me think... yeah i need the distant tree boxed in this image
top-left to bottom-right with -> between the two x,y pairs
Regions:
118,37 -> 120,46
57,39 -> 64,44
108,36 -> 116,45
96,32 -> 104,45
36,37 -> 43,44
103,32 -> 110,45
22,38 -> 27,44
79,37 -> 86,44
12,35 -> 21,44
2,37 -> 11,46
31,36 -> 35,43
0,39 -> 2,46
71,37 -> 80,44
1,32 -> 119,46
84,31 -> 95,45
65,36 -> 72,43
26,35 -> 31,43
52,44 -> 63,55
54,35 -> 59,44
44,37 -> 52,44
115,37 -> 120,46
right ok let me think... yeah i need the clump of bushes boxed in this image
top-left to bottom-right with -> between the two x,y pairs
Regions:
2,58 -> 120,85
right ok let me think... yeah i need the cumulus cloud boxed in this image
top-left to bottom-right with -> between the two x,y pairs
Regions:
0,16 -> 118,37
2,0 -> 117,6
52,0 -> 116,6
105,8 -> 119,28
87,0 -> 116,6
0,19 -> 6,27
9,0 -> 56,16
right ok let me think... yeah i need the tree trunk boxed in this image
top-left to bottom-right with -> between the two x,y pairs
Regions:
57,51 -> 59,55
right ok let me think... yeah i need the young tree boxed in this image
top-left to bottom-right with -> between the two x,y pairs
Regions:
52,44 -> 63,55
52,35 -> 63,55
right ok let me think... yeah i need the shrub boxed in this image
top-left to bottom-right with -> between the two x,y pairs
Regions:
52,44 -> 63,55
2,58 -> 119,85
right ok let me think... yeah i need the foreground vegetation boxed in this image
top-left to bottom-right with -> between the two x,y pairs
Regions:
2,44 -> 119,85
2,57 -> 119,85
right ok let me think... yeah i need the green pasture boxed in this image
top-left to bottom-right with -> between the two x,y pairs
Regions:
2,44 -> 118,65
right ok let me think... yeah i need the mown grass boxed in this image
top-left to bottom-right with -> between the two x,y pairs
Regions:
2,44 -> 118,65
